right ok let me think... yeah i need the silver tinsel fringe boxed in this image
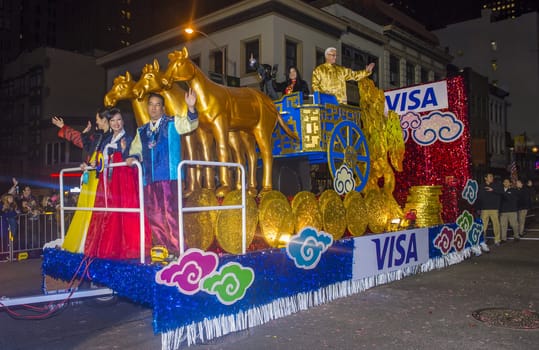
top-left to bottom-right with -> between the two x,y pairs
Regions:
162,247 -> 479,350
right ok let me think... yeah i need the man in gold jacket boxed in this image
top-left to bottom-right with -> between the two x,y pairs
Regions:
312,47 -> 375,104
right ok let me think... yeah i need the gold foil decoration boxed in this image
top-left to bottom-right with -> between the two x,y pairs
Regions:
293,195 -> 322,233
258,196 -> 294,248
215,190 -> 258,254
318,190 -> 340,212
320,193 -> 347,240
183,189 -> 218,250
291,191 -> 316,213
364,188 -> 388,233
344,191 -> 368,236
404,186 -> 443,228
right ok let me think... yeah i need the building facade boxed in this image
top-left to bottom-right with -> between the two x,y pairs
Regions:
0,47 -> 105,188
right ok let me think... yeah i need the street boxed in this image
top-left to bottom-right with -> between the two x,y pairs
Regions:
1,209 -> 538,350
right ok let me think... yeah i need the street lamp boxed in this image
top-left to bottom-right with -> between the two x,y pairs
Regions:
184,27 -> 227,86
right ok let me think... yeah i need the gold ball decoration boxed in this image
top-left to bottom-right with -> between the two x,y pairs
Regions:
364,189 -> 388,233
293,193 -> 322,233
343,191 -> 368,236
183,188 -> 218,250
403,186 -> 443,228
258,196 -> 295,247
320,192 -> 347,240
215,190 -> 258,254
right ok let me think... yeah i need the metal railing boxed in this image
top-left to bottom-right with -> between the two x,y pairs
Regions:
1,212 -> 71,261
59,161 -> 147,263
177,160 -> 247,254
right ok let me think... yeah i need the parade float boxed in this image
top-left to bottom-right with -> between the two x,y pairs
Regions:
42,47 -> 484,349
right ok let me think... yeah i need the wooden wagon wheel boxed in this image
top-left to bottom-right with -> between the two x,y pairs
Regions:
327,120 -> 370,192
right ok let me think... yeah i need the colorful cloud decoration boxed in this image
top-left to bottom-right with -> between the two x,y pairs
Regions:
286,227 -> 333,269
461,179 -> 478,205
334,165 -> 355,195
399,111 -> 422,143
202,263 -> 254,305
155,248 -> 254,305
410,111 -> 464,146
434,210 -> 482,255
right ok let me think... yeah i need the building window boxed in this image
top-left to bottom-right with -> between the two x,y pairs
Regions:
244,38 -> 259,74
389,55 -> 400,87
420,67 -> 429,83
285,39 -> 298,71
491,59 -> 498,71
490,40 -> 497,51
315,48 -> 325,66
45,142 -> 66,165
405,62 -> 415,86
211,48 -> 224,75
341,44 -> 378,84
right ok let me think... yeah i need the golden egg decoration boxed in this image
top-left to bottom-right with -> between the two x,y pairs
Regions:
293,192 -> 322,233
215,190 -> 258,254
364,188 -> 388,233
258,195 -> 295,247
319,190 -> 347,240
183,188 -> 218,250
343,191 -> 368,236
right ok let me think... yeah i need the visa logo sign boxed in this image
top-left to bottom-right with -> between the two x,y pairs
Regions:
373,233 -> 418,269
352,228 -> 429,280
384,81 -> 448,114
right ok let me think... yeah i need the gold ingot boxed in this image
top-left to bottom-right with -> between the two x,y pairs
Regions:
344,191 -> 368,236
215,190 -> 258,254
291,191 -> 316,213
321,195 -> 347,240
294,196 -> 322,233
258,197 -> 294,247
364,189 -> 388,233
183,189 -> 218,250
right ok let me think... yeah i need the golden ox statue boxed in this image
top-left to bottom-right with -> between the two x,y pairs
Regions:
104,71 -> 150,126
161,47 -> 297,196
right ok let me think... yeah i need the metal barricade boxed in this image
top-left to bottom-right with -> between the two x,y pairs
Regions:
1,212 -> 71,262
59,161 -> 147,263
177,160 -> 247,254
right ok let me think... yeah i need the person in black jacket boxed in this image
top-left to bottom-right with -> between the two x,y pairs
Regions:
500,178 -> 520,242
516,179 -> 532,236
275,66 -> 310,97
476,173 -> 503,251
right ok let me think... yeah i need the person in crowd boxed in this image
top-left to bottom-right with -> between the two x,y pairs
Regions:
1,193 -> 19,256
126,90 -> 199,255
53,108 -> 113,253
7,177 -> 19,196
84,108 -> 151,259
312,47 -> 374,104
500,178 -> 520,243
275,66 -> 310,97
19,185 -> 40,220
516,179 -> 532,237
476,172 -> 503,251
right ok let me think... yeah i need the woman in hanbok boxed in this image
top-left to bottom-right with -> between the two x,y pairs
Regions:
84,109 -> 151,259
52,110 -> 112,253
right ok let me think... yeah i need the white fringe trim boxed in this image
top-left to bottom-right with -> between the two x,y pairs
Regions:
161,247 -> 476,350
